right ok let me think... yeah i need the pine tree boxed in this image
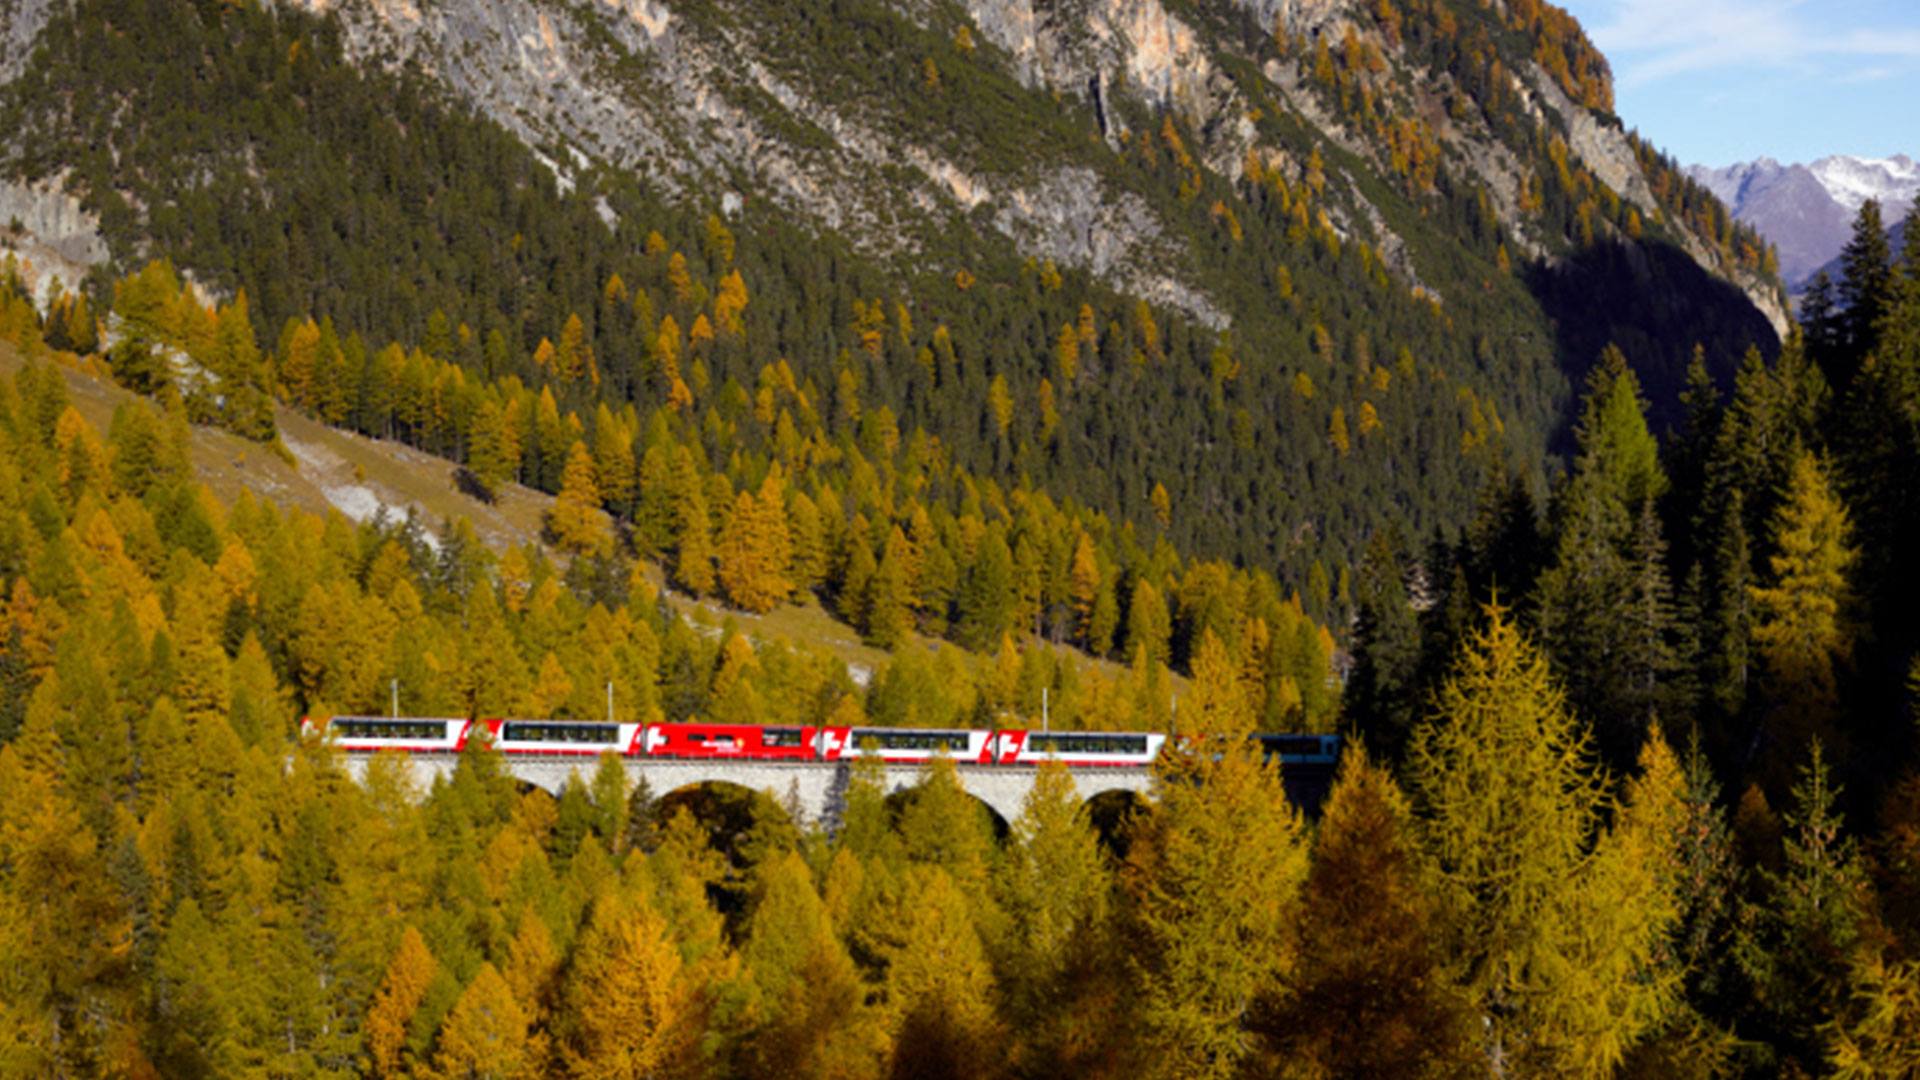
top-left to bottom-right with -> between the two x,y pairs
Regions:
1673,729 -> 1739,1002
1347,530 -> 1422,761
1803,271 -> 1844,369
1625,497 -> 1678,724
955,529 -> 1014,650
1705,488 -> 1755,726
1835,253 -> 1920,657
1838,199 -> 1895,380
1535,349 -> 1670,765
1735,742 -> 1874,1074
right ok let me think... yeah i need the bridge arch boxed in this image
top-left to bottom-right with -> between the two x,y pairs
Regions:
650,777 -> 804,846
1084,787 -> 1151,859
883,782 -> 1011,842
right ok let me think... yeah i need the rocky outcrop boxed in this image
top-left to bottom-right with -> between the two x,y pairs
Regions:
0,0 -> 58,87
0,177 -> 108,307
278,0 -> 1246,322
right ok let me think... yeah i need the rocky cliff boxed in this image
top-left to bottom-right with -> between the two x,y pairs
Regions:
223,0 -> 1782,335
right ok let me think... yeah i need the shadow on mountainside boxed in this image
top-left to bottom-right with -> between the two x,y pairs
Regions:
1524,239 -> 1781,452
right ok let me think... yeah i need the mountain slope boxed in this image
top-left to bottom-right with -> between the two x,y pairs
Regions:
0,0 -> 1784,585
266,0 -> 1787,326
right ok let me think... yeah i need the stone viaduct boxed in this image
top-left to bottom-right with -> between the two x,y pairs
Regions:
336,752 -> 1155,828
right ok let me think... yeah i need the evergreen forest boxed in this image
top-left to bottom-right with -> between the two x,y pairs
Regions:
2,0 -> 1919,1076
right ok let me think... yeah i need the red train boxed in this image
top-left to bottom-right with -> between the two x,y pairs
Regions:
308,716 -> 1167,767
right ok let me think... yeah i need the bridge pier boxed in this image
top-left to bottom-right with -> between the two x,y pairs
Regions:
335,752 -> 1156,830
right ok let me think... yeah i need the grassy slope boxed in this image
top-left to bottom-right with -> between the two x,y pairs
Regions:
0,340 -> 1169,692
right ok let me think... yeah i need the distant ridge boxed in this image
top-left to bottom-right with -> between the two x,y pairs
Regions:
1688,154 -> 1918,289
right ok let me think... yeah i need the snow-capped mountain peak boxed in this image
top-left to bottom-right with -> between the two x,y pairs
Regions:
1807,154 -> 1920,212
1686,152 -> 1914,288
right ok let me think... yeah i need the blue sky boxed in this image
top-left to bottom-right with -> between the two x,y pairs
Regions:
1555,0 -> 1920,166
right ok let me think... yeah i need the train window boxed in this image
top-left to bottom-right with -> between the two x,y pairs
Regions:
333,719 -> 447,741
503,722 -> 618,744
852,729 -> 972,752
1027,733 -> 1148,756
763,728 -> 804,748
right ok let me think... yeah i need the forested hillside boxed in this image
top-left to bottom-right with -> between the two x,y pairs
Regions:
4,221 -> 1920,1072
0,0 -> 1782,586
14,0 -> 1920,1074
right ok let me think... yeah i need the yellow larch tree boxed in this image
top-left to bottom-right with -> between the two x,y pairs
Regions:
996,760 -> 1116,1063
987,374 -> 1014,437
1069,531 -> 1101,649
548,441 -> 610,557
558,886 -> 698,1080
1751,450 -> 1857,716
1121,627 -> 1308,1078
365,926 -> 438,1077
530,652 -> 574,717
592,405 -> 635,514
1250,742 -> 1478,1076
1411,604 -> 1687,1073
881,866 -> 1005,1080
432,963 -> 537,1080
1151,482 -> 1172,528
738,851 -> 885,1079
1055,322 -> 1080,385
716,469 -> 793,614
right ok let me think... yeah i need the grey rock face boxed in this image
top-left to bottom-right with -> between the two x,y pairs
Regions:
0,0 -> 58,87
5,0 -> 1778,340
0,177 -> 109,307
